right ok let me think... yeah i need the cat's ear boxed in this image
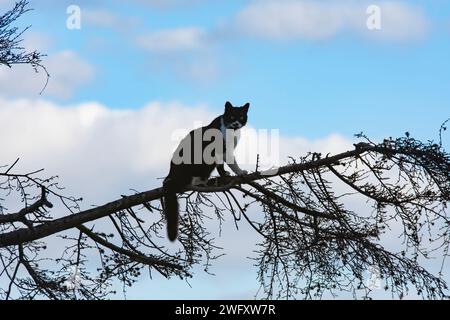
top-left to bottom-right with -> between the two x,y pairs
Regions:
225,101 -> 233,112
242,103 -> 250,112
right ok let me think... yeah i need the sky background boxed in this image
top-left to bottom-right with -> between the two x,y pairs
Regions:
0,0 -> 450,299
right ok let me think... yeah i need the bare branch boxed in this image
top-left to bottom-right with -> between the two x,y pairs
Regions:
1,135 -> 449,299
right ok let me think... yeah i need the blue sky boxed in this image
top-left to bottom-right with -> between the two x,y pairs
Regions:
3,0 -> 448,140
1,0 -> 450,299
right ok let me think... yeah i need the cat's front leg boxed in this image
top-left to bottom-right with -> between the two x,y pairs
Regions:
226,153 -> 248,176
217,163 -> 231,177
229,163 -> 248,176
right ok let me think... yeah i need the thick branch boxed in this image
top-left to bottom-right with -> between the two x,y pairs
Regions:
0,143 -> 443,248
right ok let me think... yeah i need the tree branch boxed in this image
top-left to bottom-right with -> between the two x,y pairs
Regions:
0,143 -> 388,247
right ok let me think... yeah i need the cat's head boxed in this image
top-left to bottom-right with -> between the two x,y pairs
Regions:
223,101 -> 250,129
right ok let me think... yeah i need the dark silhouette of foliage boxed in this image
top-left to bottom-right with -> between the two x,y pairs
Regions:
1,134 -> 449,299
0,0 -> 48,91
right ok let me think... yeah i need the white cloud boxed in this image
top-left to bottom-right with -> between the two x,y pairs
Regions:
21,31 -> 53,52
0,50 -> 94,99
367,2 -> 430,41
173,55 -> 222,84
0,97 -> 212,202
234,0 -> 429,42
136,27 -> 208,53
133,0 -> 204,9
135,27 -> 222,83
82,9 -> 139,31
236,0 -> 346,40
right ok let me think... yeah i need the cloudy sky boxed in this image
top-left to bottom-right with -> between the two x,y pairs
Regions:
0,0 -> 449,299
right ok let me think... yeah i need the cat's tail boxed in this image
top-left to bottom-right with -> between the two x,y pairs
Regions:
163,177 -> 179,242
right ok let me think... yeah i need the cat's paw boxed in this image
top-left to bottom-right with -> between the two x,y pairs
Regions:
237,170 -> 248,176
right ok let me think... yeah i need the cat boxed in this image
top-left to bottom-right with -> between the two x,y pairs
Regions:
163,101 -> 250,241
